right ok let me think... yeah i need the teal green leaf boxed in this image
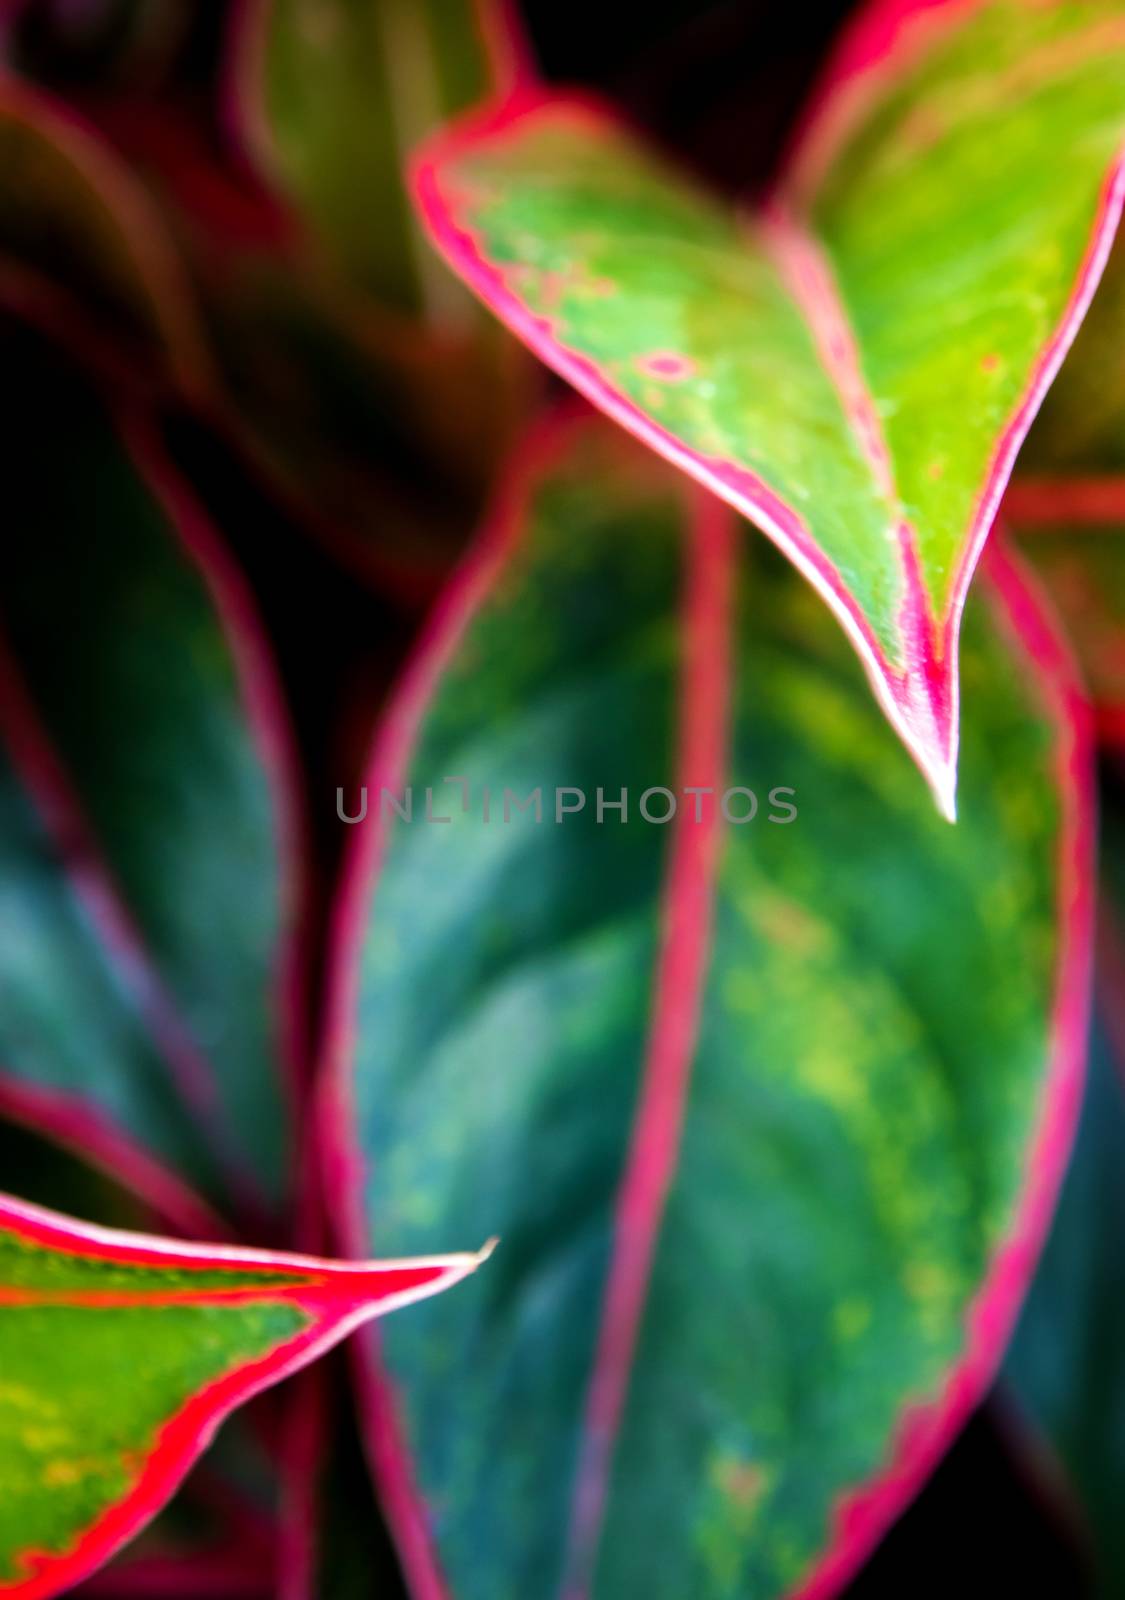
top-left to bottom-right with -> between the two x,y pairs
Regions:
1004,1013 -> 1125,1598
0,329 -> 299,1215
329,419 -> 1089,1600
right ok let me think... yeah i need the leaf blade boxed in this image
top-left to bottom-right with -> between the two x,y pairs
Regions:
0,331 -> 305,1216
410,0 -> 1125,808
325,417 -> 1092,1599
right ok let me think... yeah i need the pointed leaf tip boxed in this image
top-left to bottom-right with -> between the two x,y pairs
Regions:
410,3 -> 1125,783
0,1193 -> 478,1599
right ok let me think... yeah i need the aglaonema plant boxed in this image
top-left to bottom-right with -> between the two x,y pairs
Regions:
2,0 -> 1125,1596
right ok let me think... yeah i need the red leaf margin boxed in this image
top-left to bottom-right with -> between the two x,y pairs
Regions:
74,1451 -> 278,1600
0,1192 -> 490,1600
407,0 -> 1125,820
784,536 -> 1095,1598
318,409 -> 1095,1599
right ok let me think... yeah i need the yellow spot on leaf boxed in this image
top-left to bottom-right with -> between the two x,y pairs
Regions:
833,1296 -> 872,1342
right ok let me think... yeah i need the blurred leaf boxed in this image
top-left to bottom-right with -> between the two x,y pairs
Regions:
0,1110 -> 175,1236
0,1190 -> 485,1598
220,0 -> 528,578
120,100 -> 498,594
239,0 -> 497,319
0,77 -> 209,393
412,0 -> 1125,812
1003,1006 -> 1125,1598
324,418 -> 1090,1600
0,9 -> 526,593
1009,518 -> 1125,748
0,328 -> 303,1218
0,800 -> 226,1232
274,1357 -> 408,1600
191,253 -> 503,598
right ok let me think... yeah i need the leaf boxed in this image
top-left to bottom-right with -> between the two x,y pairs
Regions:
232,0 -> 523,319
214,0 -> 531,584
1008,514 -> 1125,748
89,89 -> 517,596
0,727 -> 230,1237
0,1190 -> 487,1599
0,77 -> 210,395
71,1417 -> 279,1600
0,1108 -> 195,1243
191,263 -> 500,598
0,1119 -> 282,1598
0,327 -> 304,1218
322,417 -> 1092,1599
410,0 -> 1125,814
0,28 -> 524,597
1002,817 -> 1125,1597
1004,1008 -> 1125,1598
68,1405 -> 282,1599
273,1359 -> 405,1600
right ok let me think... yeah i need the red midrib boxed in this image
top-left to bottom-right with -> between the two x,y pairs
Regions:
760,203 -> 901,513
561,490 -> 735,1598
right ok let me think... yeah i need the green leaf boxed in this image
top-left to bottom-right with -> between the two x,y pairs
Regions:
0,1189 -> 486,1599
410,0 -> 1125,813
0,739 -> 225,1234
214,0 -> 532,584
237,0 -> 509,318
324,419 -> 1091,1599
0,1119 -> 283,1597
0,329 -> 302,1217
